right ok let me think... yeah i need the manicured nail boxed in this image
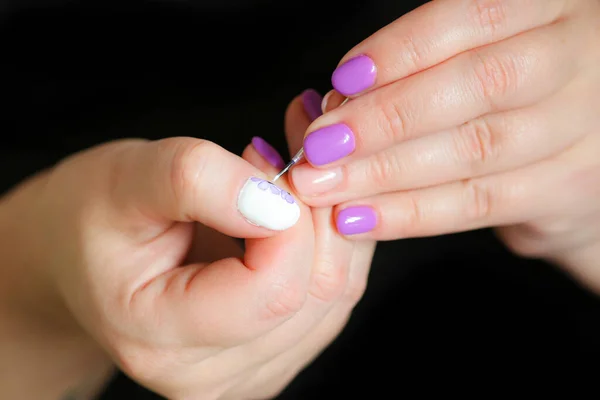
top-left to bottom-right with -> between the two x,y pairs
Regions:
251,137 -> 285,169
301,89 -> 323,122
291,164 -> 343,196
303,123 -> 355,166
336,206 -> 377,235
321,90 -> 347,113
321,90 -> 333,114
331,55 -> 377,96
237,177 -> 300,231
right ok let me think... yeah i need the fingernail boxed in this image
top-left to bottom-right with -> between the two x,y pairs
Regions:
251,137 -> 285,169
237,177 -> 300,231
301,89 -> 323,122
331,55 -> 377,96
321,90 -> 333,114
303,123 -> 355,166
336,206 -> 377,235
291,164 -> 343,196
321,90 -> 347,113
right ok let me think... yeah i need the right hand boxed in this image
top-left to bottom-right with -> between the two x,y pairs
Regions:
1,94 -> 374,399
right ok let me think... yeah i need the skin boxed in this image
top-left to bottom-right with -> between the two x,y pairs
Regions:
0,100 -> 375,399
292,0 -> 600,292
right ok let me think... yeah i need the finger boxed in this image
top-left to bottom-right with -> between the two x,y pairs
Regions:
332,153 -> 589,240
221,97 -> 360,384
238,208 -> 354,361
249,110 -> 358,311
302,22 -> 581,167
111,137 -> 301,236
330,0 -> 568,96
301,89 -> 325,126
242,137 -> 286,173
292,78 -> 594,205
285,89 -> 358,310
275,87 -> 362,343
284,89 -> 324,156
229,240 -> 376,399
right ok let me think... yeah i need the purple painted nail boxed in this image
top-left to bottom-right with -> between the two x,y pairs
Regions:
336,206 -> 377,235
251,136 -> 285,169
331,55 -> 377,96
302,89 -> 323,122
303,123 -> 355,166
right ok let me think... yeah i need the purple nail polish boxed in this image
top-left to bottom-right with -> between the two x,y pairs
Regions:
251,136 -> 285,169
336,206 -> 377,235
331,55 -> 377,96
303,124 -> 355,166
302,89 -> 323,122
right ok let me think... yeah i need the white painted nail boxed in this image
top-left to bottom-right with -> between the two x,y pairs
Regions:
237,177 -> 301,231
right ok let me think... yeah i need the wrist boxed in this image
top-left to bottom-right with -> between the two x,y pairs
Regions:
0,173 -> 115,399
0,170 -> 61,321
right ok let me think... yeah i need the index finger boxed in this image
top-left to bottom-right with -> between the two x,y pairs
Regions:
331,0 -> 568,97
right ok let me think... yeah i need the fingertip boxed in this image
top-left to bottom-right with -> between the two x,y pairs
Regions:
301,88 -> 324,122
245,137 -> 285,171
238,145 -> 304,233
284,94 -> 306,128
285,94 -> 312,156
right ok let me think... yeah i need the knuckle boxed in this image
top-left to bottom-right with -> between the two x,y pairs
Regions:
309,261 -> 348,303
462,179 -> 493,221
454,119 -> 498,168
398,33 -> 426,70
343,278 -> 368,305
471,50 -> 518,107
403,194 -> 425,234
377,96 -> 413,143
165,139 -> 217,217
366,150 -> 403,189
470,0 -> 507,36
264,281 -> 307,319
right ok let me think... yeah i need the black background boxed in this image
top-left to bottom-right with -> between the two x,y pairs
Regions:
2,0 -> 599,398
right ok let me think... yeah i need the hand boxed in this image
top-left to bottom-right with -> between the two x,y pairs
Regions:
289,1 -> 600,288
0,97 -> 374,399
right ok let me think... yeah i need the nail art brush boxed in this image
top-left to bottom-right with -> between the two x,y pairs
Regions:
272,97 -> 349,183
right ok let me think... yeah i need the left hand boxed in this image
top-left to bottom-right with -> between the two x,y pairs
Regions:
289,0 -> 600,284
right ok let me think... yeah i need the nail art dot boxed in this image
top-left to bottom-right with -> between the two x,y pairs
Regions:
258,180 -> 269,190
249,178 -> 296,205
285,193 -> 295,204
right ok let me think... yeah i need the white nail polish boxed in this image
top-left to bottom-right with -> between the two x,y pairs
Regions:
237,177 -> 301,231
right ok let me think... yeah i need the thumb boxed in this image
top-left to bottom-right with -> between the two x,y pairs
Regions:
134,171 -> 315,348
110,137 -> 301,237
